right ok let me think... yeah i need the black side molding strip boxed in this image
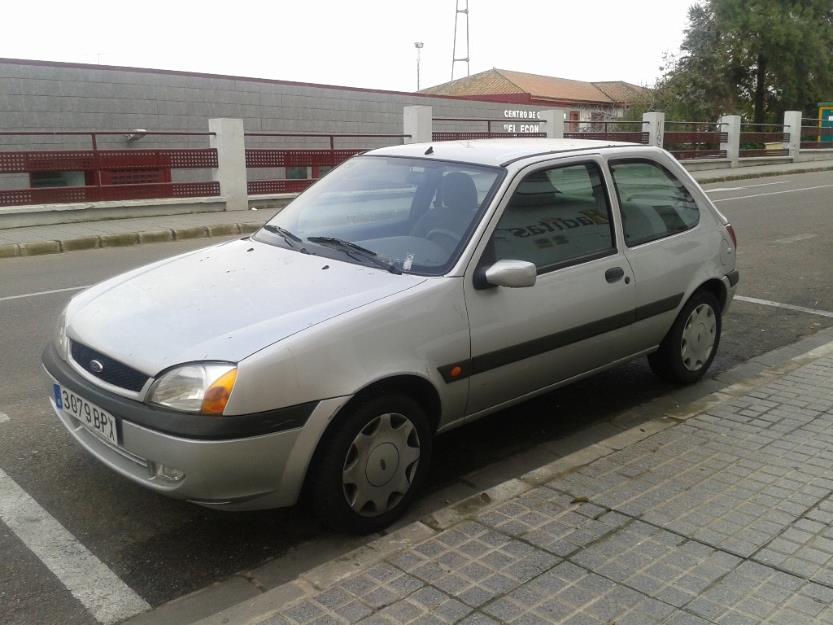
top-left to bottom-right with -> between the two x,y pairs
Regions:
43,343 -> 317,440
727,270 -> 740,287
635,293 -> 684,321
439,292 -> 683,383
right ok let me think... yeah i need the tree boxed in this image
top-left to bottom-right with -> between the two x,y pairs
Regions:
651,0 -> 833,122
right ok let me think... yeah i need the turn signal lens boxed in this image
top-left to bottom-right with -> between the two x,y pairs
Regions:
147,363 -> 237,414
201,369 -> 238,415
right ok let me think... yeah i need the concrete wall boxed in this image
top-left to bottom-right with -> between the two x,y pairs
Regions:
0,59 -> 561,191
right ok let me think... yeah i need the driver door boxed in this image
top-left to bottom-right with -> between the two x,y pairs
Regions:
463,158 -> 637,415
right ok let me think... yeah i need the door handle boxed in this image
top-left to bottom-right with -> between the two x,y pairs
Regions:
605,267 -> 625,283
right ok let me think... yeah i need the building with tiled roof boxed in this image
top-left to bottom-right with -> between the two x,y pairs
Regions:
422,68 -> 648,126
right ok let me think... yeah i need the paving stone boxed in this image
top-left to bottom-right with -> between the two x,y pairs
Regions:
754,495 -> 833,585
387,521 -> 558,608
476,487 -> 627,557
547,425 -> 739,518
269,564 -> 424,624
690,560 -> 833,624
481,561 -> 687,624
640,452 -> 830,556
568,520 -> 740,609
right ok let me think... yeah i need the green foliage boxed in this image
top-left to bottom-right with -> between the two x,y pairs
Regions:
649,0 -> 833,122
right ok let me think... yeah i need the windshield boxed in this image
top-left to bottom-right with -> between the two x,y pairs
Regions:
253,155 -> 504,275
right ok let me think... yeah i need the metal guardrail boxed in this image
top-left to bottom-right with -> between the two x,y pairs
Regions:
0,131 -> 219,207
563,120 -> 648,144
738,124 -> 790,158
664,122 -> 728,160
799,124 -> 833,150
243,132 -> 410,195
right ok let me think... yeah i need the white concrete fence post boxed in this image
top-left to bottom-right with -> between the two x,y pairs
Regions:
719,115 -> 741,167
403,105 -> 433,144
784,110 -> 803,161
209,118 -> 248,212
642,111 -> 665,148
541,110 -> 565,138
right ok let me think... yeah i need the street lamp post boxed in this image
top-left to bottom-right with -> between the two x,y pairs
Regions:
414,42 -> 424,91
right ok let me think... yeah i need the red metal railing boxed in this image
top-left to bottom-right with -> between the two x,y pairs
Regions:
432,117 -> 547,141
563,120 -> 649,144
664,122 -> 728,160
799,119 -> 833,150
0,131 -> 219,207
739,123 -> 790,157
244,133 -> 410,195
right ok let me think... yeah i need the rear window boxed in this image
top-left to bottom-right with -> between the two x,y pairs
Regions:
609,159 -> 700,247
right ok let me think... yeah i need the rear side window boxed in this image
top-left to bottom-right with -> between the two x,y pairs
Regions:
609,160 -> 700,247
490,162 -> 615,272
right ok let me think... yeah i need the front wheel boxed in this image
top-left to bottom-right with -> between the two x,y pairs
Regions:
648,290 -> 721,384
309,394 -> 432,534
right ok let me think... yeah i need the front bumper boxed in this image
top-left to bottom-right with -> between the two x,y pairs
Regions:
42,343 -> 342,510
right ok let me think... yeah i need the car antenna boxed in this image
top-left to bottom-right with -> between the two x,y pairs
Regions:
424,145 -> 434,155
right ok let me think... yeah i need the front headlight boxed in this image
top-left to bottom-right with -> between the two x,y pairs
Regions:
147,363 -> 238,415
55,306 -> 68,360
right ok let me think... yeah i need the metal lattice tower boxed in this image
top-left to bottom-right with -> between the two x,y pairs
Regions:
451,0 -> 470,81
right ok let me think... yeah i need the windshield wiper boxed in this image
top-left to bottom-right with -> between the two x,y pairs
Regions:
307,236 -> 402,274
262,224 -> 307,251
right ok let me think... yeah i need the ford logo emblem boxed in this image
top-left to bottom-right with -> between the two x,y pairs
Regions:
89,359 -> 104,374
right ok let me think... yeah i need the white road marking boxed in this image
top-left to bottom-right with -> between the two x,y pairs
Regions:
0,285 -> 90,303
772,233 -> 818,244
0,412 -> 8,424
0,468 -> 150,623
712,184 -> 833,203
707,181 -> 788,192
735,295 -> 833,318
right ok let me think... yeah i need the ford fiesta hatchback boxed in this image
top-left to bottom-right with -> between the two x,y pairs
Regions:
44,139 -> 738,533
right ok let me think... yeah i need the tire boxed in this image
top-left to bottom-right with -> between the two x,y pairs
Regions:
648,290 -> 721,384
308,394 -> 432,534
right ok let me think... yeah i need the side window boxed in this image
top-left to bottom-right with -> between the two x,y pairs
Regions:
490,162 -> 615,271
609,160 -> 700,247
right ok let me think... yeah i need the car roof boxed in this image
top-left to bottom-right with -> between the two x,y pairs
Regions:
366,138 -> 642,168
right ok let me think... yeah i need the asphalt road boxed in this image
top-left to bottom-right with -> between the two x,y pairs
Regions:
2,169 -> 833,625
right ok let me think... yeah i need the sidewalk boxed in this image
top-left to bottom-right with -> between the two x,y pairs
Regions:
2,159 -> 833,259
181,329 -> 833,625
0,208 -> 279,258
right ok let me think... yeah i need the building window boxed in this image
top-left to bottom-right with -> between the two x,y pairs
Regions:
286,166 -> 309,180
286,165 -> 331,180
567,111 -> 580,133
30,171 -> 87,188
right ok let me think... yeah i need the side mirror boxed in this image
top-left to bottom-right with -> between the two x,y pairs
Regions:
482,260 -> 537,288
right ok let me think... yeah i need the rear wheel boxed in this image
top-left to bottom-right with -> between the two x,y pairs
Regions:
648,290 -> 721,384
309,394 -> 432,534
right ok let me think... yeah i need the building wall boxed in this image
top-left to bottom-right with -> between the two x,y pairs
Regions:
0,61 -> 560,143
0,60 -> 574,191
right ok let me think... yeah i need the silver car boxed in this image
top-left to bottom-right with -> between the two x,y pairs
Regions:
43,139 -> 738,533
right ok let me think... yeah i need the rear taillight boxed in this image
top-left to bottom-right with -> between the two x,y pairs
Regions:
725,223 -> 737,248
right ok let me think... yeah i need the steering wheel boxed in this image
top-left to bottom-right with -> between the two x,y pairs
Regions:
425,228 -> 460,253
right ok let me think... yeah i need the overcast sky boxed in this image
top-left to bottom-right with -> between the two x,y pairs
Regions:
1,0 -> 698,92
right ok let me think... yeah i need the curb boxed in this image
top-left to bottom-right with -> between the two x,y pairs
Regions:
186,328 -> 833,625
693,163 -> 833,184
0,222 -> 266,259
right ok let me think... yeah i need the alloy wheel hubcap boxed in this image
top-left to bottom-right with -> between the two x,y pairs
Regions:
342,412 -> 421,517
681,303 -> 717,371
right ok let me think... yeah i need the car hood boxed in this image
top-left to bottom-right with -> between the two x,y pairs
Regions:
67,238 -> 426,375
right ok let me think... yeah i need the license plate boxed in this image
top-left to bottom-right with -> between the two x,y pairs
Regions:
53,383 -> 119,446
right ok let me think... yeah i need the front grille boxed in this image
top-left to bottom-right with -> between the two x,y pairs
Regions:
70,340 -> 150,392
